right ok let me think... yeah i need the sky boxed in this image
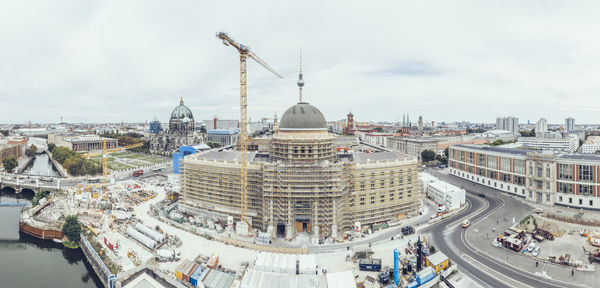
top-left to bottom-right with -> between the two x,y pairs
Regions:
1,0 -> 600,125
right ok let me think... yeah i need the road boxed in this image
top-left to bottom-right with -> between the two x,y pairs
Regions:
422,169 -> 585,288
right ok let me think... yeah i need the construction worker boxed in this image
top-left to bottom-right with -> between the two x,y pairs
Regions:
535,261 -> 538,267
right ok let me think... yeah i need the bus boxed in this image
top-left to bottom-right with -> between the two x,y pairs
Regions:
151,167 -> 164,174
132,170 -> 144,177
87,178 -> 102,184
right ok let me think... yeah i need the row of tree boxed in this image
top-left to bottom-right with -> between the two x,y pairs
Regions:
100,132 -> 150,154
51,146 -> 101,176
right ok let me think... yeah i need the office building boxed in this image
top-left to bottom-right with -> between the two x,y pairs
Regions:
449,144 -> 600,210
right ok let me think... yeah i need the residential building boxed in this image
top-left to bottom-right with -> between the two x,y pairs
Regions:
496,116 -> 519,135
536,118 -> 548,134
363,133 -> 395,148
518,133 -> 578,152
581,136 -> 600,154
387,137 -> 438,161
449,144 -> 600,210
566,117 -> 575,132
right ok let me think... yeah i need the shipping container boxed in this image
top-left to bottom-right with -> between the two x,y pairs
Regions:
416,266 -> 435,285
183,262 -> 199,283
359,259 -> 382,271
207,254 -> 220,269
190,265 -> 210,287
176,260 -> 191,280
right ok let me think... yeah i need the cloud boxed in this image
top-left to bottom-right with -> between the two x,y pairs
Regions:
1,0 -> 600,124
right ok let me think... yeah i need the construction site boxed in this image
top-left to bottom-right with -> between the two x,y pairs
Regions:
176,33 -> 422,243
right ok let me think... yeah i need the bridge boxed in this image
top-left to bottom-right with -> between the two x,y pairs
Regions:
0,174 -> 62,195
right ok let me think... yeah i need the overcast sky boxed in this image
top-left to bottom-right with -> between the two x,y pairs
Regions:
1,0 -> 600,125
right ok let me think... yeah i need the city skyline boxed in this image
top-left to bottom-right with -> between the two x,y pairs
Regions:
2,1 -> 600,124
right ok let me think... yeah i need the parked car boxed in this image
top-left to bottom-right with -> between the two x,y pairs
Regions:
528,242 -> 536,252
532,246 -> 541,256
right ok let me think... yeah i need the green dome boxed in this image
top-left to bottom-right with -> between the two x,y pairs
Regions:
170,98 -> 194,120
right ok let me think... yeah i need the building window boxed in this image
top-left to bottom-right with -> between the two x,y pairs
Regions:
546,168 -> 550,178
487,156 -> 497,169
579,165 -> 593,182
529,191 -> 533,198
590,200 -> 593,206
579,199 -> 583,205
546,194 -> 550,202
536,166 -> 543,178
558,164 -> 573,180
578,184 -> 593,196
569,197 -> 572,204
559,196 -> 563,202
546,182 -> 550,190
559,182 -> 573,194
500,157 -> 511,172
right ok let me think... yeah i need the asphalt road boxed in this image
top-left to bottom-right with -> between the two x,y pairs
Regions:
422,171 -> 584,288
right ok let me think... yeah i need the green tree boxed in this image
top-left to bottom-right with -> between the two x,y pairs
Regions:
421,149 -> 437,162
444,147 -> 449,158
62,215 -> 82,242
25,145 -> 37,157
207,142 -> 222,149
373,127 -> 384,133
2,156 -> 18,172
47,143 -> 56,152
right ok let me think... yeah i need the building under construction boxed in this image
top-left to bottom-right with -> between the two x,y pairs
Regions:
180,67 -> 420,239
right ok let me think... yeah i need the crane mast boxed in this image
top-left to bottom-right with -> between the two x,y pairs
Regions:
216,32 -> 282,226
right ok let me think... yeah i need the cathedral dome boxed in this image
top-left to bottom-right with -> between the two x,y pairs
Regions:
279,102 -> 327,131
170,97 -> 194,121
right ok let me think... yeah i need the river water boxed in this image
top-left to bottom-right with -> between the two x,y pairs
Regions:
24,152 -> 59,176
0,191 -> 101,288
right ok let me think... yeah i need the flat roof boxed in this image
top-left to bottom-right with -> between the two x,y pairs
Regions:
452,144 -> 529,156
426,251 -> 448,266
196,150 -> 257,162
353,151 -> 412,163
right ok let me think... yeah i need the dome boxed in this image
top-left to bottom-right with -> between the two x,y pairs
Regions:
170,98 -> 194,120
279,102 -> 327,131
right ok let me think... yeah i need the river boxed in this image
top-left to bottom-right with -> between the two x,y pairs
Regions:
24,152 -> 59,176
0,191 -> 102,288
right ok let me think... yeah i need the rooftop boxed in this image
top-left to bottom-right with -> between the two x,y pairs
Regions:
426,251 -> 448,266
353,151 -> 412,164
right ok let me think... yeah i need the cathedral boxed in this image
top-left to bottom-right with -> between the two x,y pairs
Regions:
149,98 -> 204,155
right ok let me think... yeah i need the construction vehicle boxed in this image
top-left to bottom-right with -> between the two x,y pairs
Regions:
582,247 -> 600,264
215,32 -> 282,226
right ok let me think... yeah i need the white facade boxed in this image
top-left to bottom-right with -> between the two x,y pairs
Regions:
565,117 -> 575,132
419,173 -> 465,211
496,116 -> 519,135
536,118 -> 548,134
518,134 -> 579,152
581,136 -> 600,154
363,133 -> 394,147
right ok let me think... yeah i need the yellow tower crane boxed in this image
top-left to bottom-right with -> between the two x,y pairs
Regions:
216,32 -> 282,225
83,141 -> 144,192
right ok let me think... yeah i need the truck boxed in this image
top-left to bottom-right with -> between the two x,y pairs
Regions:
359,259 -> 382,272
132,170 -> 144,177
